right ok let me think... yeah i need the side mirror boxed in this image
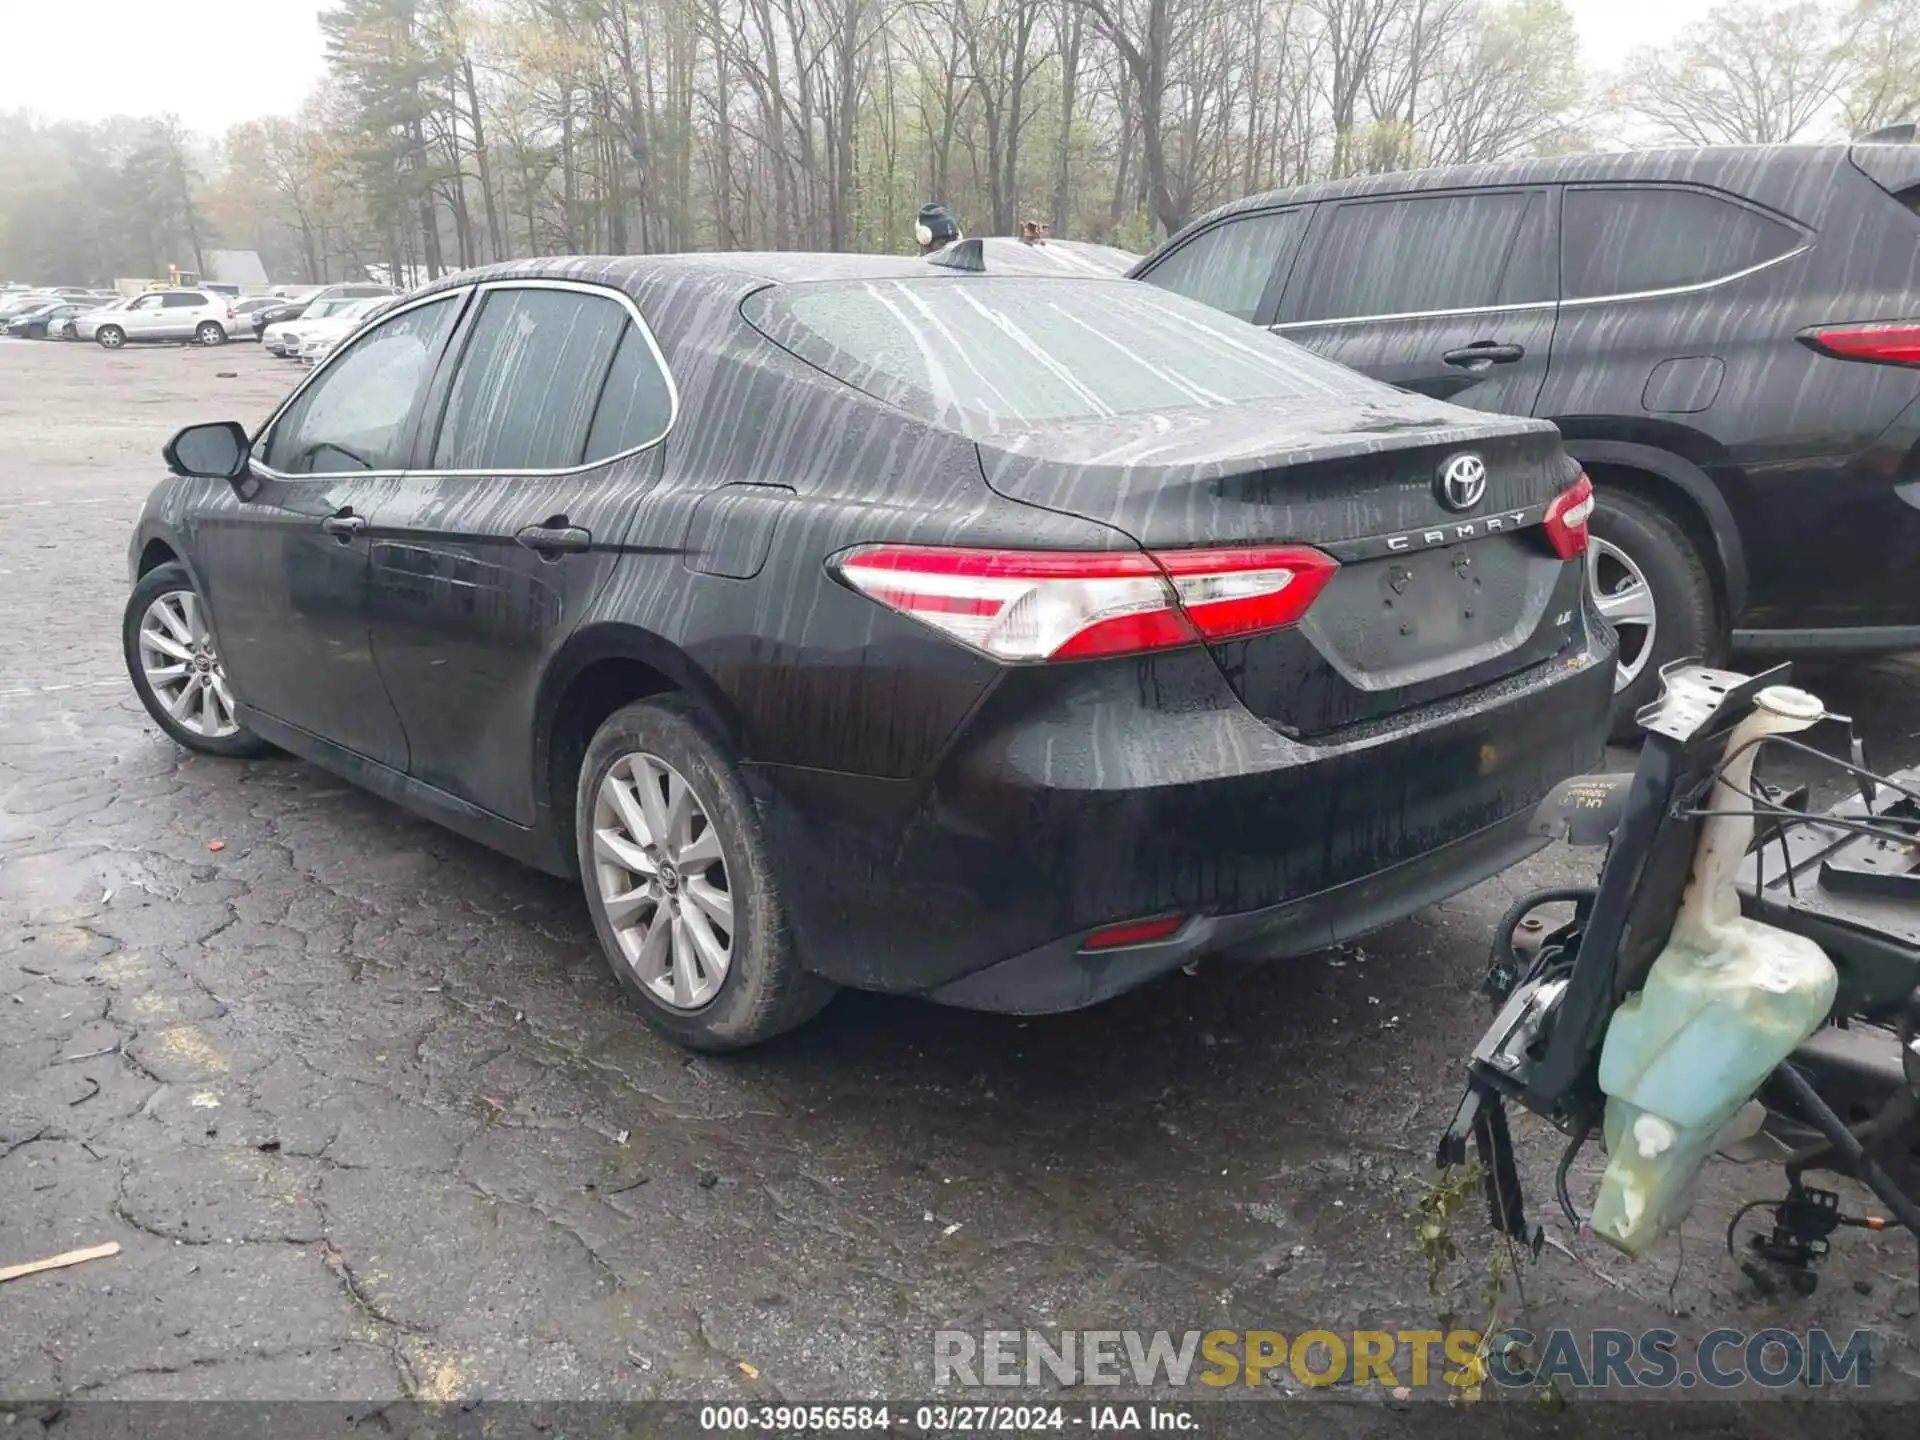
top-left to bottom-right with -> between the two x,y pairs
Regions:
164,421 -> 254,494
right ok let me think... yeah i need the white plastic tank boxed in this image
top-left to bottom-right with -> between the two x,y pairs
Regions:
1589,684 -> 1838,1255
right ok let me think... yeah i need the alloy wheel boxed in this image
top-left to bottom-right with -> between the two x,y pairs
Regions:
137,590 -> 240,739
98,327 -> 124,349
1588,536 -> 1658,692
591,752 -> 734,1011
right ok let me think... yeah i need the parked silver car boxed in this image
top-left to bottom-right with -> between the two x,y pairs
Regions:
76,289 -> 238,348
224,295 -> 288,340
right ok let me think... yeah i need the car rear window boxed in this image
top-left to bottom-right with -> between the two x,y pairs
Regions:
743,277 -> 1377,430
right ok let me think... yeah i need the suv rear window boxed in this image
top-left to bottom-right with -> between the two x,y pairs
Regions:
1561,186 -> 1802,299
744,277 -> 1378,431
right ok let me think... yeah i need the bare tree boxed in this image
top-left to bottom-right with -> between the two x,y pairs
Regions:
1620,0 -> 1861,146
1842,0 -> 1920,135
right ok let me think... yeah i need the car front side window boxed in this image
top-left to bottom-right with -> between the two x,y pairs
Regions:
260,296 -> 458,476
1138,209 -> 1306,322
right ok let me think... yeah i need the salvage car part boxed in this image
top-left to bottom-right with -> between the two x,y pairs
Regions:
1441,661 -> 1920,1291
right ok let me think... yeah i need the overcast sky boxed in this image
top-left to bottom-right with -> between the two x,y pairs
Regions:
8,0 -> 1716,137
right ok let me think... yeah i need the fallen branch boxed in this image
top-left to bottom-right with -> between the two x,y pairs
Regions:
0,1241 -> 120,1285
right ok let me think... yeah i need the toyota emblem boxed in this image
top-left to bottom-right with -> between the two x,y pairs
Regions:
1437,453 -> 1487,511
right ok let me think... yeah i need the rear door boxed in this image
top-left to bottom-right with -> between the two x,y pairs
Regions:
1273,188 -> 1557,416
364,279 -> 678,824
158,290 -> 207,339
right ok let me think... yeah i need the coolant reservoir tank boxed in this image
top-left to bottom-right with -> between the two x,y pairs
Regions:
1589,685 -> 1837,1255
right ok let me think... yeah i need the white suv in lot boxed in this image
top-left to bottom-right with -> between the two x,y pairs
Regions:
77,290 -> 237,349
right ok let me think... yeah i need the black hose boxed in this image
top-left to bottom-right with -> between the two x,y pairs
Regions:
1487,886 -> 1595,997
1555,1116 -> 1593,1229
1772,1062 -> 1920,1237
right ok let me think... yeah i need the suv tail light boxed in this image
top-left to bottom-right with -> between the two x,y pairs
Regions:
832,543 -> 1339,662
1542,472 -> 1594,561
1800,320 -> 1920,368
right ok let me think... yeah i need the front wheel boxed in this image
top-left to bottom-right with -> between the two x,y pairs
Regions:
195,321 -> 226,346
576,694 -> 834,1050
1588,487 -> 1723,741
95,325 -> 125,349
123,563 -> 271,758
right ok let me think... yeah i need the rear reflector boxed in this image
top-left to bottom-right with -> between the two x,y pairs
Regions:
1542,472 -> 1594,561
1800,320 -> 1920,368
1080,914 -> 1187,952
833,544 -> 1337,662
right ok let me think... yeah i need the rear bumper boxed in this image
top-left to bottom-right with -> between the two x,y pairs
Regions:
928,804 -> 1549,1013
755,627 -> 1615,1010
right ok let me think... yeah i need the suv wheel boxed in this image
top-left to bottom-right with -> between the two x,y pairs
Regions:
123,563 -> 271,758
1587,487 -> 1722,740
95,324 -> 125,349
195,321 -> 226,346
576,694 -> 835,1051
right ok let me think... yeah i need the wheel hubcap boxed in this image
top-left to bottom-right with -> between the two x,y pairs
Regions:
138,590 -> 240,738
592,752 -> 733,1011
1588,537 -> 1658,693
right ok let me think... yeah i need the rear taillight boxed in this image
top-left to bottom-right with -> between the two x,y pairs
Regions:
1800,321 -> 1920,368
1542,472 -> 1593,561
832,543 -> 1338,662
1080,914 -> 1187,952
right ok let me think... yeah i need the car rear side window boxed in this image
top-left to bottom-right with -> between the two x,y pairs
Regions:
262,296 -> 455,475
1561,186 -> 1802,300
1138,209 -> 1305,321
583,323 -> 675,463
744,277 -> 1380,431
432,286 -> 629,471
1292,192 -> 1535,322
161,291 -> 203,308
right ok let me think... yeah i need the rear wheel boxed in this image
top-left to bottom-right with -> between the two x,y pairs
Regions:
576,694 -> 834,1050
96,325 -> 125,349
195,321 -> 226,346
123,562 -> 271,758
1588,487 -> 1722,740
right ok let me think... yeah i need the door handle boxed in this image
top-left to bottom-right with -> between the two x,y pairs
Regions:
1442,342 -> 1526,369
515,521 -> 592,556
320,511 -> 367,541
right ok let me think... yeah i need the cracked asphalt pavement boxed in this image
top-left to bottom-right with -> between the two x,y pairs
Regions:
2,338 -> 1918,1413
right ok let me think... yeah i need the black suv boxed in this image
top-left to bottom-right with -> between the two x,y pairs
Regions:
125,255 -> 1613,1049
1132,142 -> 1920,733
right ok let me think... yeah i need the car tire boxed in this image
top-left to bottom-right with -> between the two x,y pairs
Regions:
195,321 -> 226,346
96,325 -> 125,349
576,694 -> 835,1051
1587,487 -> 1723,741
123,562 -> 272,759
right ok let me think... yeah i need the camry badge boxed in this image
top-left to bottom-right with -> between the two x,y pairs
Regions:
1437,453 -> 1488,512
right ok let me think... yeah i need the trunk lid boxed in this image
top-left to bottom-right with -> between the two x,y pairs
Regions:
977,392 -> 1587,735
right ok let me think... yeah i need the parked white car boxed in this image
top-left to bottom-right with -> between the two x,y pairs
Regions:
76,289 -> 238,348
290,297 -> 390,363
262,285 -> 395,356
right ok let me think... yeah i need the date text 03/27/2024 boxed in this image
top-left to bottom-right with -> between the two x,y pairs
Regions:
697,1406 -> 1192,1432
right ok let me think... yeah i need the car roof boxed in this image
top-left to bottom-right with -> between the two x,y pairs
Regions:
1156,143 -> 1869,255
411,246 -> 1139,314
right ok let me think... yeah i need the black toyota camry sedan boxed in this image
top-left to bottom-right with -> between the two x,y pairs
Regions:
124,251 -> 1615,1049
